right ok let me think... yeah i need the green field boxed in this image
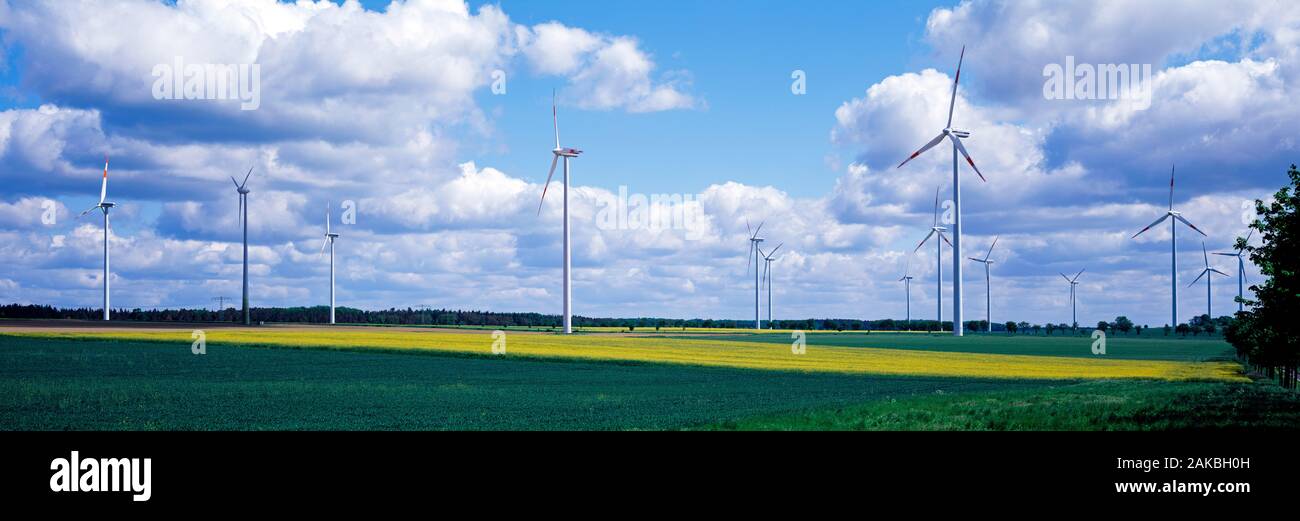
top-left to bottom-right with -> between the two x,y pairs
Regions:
703,379 -> 1300,430
675,331 -> 1235,361
0,335 -> 1053,430
0,329 -> 1290,431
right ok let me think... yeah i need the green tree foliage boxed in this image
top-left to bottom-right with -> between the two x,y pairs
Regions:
1226,164 -> 1300,389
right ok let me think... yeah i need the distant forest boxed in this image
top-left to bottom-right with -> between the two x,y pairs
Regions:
0,303 -> 1235,335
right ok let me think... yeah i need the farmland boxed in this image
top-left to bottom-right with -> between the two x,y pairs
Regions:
0,334 -> 1053,430
0,324 -> 1276,430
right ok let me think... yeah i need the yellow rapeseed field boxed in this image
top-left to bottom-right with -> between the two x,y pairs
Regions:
0,329 -> 1245,382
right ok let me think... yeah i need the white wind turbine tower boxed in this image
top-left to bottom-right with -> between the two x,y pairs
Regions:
913,188 -> 953,330
231,167 -> 254,325
760,242 -> 783,329
1131,165 -> 1207,326
1060,269 -> 1084,329
537,92 -> 583,334
967,235 -> 998,332
897,45 -> 987,337
1190,241 -> 1228,319
320,202 -> 341,325
1212,230 -> 1252,313
899,273 -> 914,327
78,155 -> 114,321
745,220 -> 766,330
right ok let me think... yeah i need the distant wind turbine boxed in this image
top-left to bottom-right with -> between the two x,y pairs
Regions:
899,273 -> 914,326
231,167 -> 254,325
896,45 -> 987,337
760,242 -> 783,329
968,235 -> 998,332
78,155 -> 114,321
537,91 -> 583,334
321,203 -> 341,325
745,220 -> 766,330
1132,165 -> 1207,326
1190,242 -> 1228,319
1211,230 -> 1253,313
1060,269 -> 1084,329
914,187 -> 953,329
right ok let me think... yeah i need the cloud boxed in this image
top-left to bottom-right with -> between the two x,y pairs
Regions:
520,22 -> 696,112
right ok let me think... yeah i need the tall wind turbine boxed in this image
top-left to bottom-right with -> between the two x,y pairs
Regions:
1132,165 -> 1207,326
914,188 -> 953,330
538,92 -> 583,334
231,167 -> 254,325
899,274 -> 914,327
745,220 -> 766,330
320,202 -> 341,325
1190,242 -> 1228,319
897,45 -> 987,337
1212,230 -> 1252,312
760,242 -> 783,329
968,235 -> 998,332
1060,269 -> 1084,329
78,155 -> 114,321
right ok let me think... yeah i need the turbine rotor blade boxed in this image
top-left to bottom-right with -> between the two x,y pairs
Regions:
768,242 -> 783,257
753,221 -> 765,238
1173,214 -> 1207,236
746,241 -> 755,276
242,166 -> 254,188
1189,269 -> 1208,286
1131,214 -> 1171,239
231,175 -> 241,190
985,235 -> 999,260
897,132 -> 947,169
78,205 -> 99,217
1060,273 -> 1071,283
940,232 -> 953,248
932,186 -> 941,227
1073,268 -> 1085,282
99,155 -> 109,204
1210,268 -> 1229,276
537,154 -> 560,216
947,45 -> 965,128
553,90 -> 560,149
914,230 -> 937,252
949,135 -> 985,182
1168,165 -> 1175,211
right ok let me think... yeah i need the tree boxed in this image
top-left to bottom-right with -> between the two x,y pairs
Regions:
1176,323 -> 1190,336
1225,164 -> 1300,389
1114,316 -> 1134,334
1096,321 -> 1109,332
1005,321 -> 1018,334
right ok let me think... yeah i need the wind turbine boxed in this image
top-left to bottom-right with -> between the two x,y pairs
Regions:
968,235 -> 998,332
745,220 -> 766,330
320,202 -> 341,325
760,242 -> 783,329
899,274 -> 914,327
537,91 -> 583,334
1190,242 -> 1228,319
914,188 -> 953,330
78,155 -> 114,321
1212,230 -> 1253,312
1132,165 -> 1207,326
231,167 -> 254,325
897,45 -> 987,337
1060,269 -> 1084,329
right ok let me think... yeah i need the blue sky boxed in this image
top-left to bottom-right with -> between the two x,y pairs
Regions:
1,0 -> 1297,327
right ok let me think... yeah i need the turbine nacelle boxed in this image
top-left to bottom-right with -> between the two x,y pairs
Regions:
946,128 -> 970,138
553,147 -> 583,157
